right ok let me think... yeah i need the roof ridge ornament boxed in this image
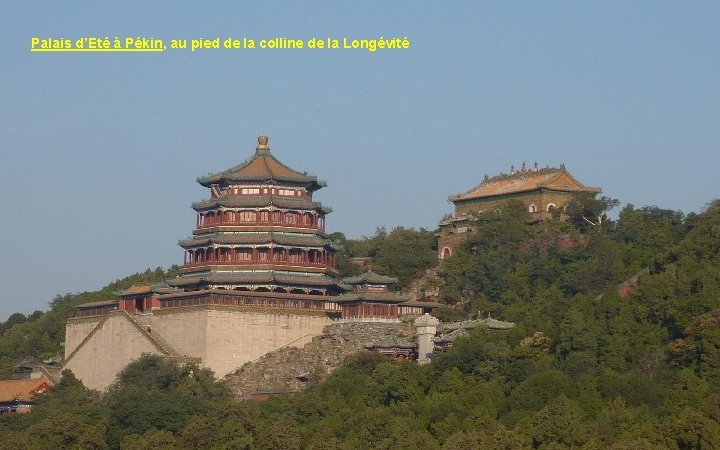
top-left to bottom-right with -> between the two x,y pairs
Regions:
256,135 -> 270,153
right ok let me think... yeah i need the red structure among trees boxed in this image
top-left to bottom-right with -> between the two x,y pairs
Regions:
333,271 -> 438,320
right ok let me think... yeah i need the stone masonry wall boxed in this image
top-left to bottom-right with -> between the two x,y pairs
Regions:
201,309 -> 332,377
225,321 -> 415,399
64,316 -> 103,356
63,312 -> 165,391
454,190 -> 579,217
64,307 -> 334,390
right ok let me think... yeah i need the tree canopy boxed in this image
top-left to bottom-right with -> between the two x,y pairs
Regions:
2,201 -> 720,448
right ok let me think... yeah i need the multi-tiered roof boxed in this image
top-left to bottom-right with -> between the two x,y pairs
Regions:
196,137 -> 326,191
170,136 -> 344,296
332,270 -> 438,320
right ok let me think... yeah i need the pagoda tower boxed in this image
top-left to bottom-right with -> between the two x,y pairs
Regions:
63,135 -> 440,390
170,136 -> 344,298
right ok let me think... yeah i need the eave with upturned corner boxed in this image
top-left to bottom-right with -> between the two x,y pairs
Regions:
197,135 -> 326,191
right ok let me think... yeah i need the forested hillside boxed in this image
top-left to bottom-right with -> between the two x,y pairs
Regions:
331,226 -> 438,290
1,200 -> 720,449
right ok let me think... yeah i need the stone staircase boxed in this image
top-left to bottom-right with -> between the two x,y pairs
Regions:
131,314 -> 180,356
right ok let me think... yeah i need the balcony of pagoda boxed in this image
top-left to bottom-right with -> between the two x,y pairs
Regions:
183,248 -> 336,272
195,211 -> 325,232
157,291 -> 341,317
181,261 -> 337,275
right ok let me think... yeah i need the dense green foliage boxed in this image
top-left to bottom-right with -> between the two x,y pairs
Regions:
2,200 -> 720,448
0,267 -> 180,378
332,226 -> 438,289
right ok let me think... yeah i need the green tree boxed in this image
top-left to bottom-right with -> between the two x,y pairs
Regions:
254,414 -> 302,450
443,414 -> 530,450
521,395 -> 587,448
364,362 -> 421,407
185,401 -> 260,449
344,226 -> 437,290
121,429 -> 180,450
16,413 -> 107,450
565,193 -> 620,230
104,356 -> 222,448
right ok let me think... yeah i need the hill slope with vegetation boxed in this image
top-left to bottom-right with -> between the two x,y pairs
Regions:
1,200 -> 720,448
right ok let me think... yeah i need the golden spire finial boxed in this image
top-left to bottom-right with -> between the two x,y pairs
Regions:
256,135 -> 270,153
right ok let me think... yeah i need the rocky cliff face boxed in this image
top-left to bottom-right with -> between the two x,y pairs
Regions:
405,268 -> 443,302
224,321 -> 414,399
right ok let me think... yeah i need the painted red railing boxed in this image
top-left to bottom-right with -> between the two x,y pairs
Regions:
182,260 -> 333,269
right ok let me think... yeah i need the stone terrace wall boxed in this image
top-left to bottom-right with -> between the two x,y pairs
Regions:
149,308 -> 331,378
225,321 -> 415,399
63,312 -> 166,391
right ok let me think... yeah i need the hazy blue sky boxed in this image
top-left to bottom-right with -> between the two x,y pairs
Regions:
1,1 -> 718,320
